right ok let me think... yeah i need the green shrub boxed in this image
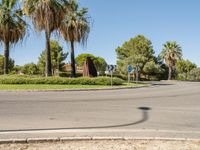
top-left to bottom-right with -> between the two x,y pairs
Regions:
93,77 -> 124,85
106,74 -> 127,80
59,72 -> 82,77
0,76 -> 124,85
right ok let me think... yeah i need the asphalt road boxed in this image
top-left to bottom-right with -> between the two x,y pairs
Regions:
0,81 -> 200,139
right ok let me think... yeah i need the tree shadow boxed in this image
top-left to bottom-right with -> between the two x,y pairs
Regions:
151,83 -> 173,86
0,107 -> 151,133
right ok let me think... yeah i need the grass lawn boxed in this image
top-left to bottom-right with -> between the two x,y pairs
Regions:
0,83 -> 147,91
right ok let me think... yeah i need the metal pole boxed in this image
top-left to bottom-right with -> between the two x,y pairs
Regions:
111,70 -> 113,87
136,67 -> 139,83
128,73 -> 130,84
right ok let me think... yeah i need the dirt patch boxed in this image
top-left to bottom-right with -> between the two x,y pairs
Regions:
0,140 -> 200,150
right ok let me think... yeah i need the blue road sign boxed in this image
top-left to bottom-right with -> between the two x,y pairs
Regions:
127,65 -> 133,73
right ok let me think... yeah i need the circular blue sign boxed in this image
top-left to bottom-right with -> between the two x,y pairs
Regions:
127,65 -> 133,73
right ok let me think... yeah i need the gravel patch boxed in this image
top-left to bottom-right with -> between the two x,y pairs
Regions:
0,140 -> 200,150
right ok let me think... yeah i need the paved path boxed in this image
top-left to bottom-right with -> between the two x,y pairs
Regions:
0,81 -> 200,139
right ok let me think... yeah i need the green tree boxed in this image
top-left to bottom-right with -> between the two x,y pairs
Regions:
143,60 -> 164,79
59,0 -> 90,77
0,0 -> 26,74
94,57 -> 107,75
189,68 -> 200,81
38,40 -> 68,76
22,63 -> 39,75
159,41 -> 182,80
76,54 -> 95,66
116,35 -> 154,78
0,55 -> 15,75
12,65 -> 23,74
23,0 -> 67,76
76,53 -> 107,75
176,59 -> 197,80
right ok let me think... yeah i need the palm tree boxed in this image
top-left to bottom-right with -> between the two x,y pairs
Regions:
0,0 -> 26,75
59,0 -> 90,77
22,0 -> 67,76
159,41 -> 182,80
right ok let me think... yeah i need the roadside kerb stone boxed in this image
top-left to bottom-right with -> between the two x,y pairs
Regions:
60,137 -> 92,141
0,84 -> 149,92
92,137 -> 124,140
0,138 -> 27,144
1,136 -> 200,144
27,137 -> 59,143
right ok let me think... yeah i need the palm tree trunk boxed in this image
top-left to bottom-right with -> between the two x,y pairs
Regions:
45,31 -> 52,77
3,41 -> 9,75
168,66 -> 172,80
70,41 -> 76,78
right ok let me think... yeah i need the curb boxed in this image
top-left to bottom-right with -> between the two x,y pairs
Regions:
27,137 -> 59,143
0,85 -> 150,92
0,137 -> 200,144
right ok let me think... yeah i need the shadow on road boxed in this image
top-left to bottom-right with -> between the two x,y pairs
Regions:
0,107 -> 151,133
151,83 -> 173,86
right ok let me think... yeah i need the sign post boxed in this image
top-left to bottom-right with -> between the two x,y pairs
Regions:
127,65 -> 133,84
107,65 -> 116,87
111,70 -> 113,87
135,66 -> 140,83
128,73 -> 130,84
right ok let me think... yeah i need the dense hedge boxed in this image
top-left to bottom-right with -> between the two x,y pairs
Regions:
58,72 -> 83,78
0,76 -> 124,85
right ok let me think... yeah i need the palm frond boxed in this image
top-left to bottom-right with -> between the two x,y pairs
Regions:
159,41 -> 182,67
22,0 -> 67,33
59,0 -> 90,46
0,0 -> 27,45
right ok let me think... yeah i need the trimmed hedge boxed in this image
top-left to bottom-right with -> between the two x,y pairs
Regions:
59,72 -> 83,78
0,76 -> 124,85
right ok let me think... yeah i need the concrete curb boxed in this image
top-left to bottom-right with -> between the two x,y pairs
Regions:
0,138 -> 27,144
0,85 -> 150,92
60,137 -> 92,141
0,137 -> 200,144
27,137 -> 59,143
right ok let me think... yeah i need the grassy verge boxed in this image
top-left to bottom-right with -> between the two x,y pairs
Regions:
0,83 -> 147,91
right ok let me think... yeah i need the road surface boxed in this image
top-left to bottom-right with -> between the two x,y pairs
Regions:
0,81 -> 200,139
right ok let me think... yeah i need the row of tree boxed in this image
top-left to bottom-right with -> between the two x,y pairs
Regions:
0,0 -> 89,77
116,35 -> 198,80
0,41 -> 107,76
1,34 -> 198,81
0,40 -> 68,76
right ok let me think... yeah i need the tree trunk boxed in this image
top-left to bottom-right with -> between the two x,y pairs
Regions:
45,31 -> 52,77
70,41 -> 76,78
168,66 -> 172,80
4,41 -> 9,75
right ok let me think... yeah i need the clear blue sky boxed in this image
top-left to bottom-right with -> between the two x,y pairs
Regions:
1,0 -> 200,66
